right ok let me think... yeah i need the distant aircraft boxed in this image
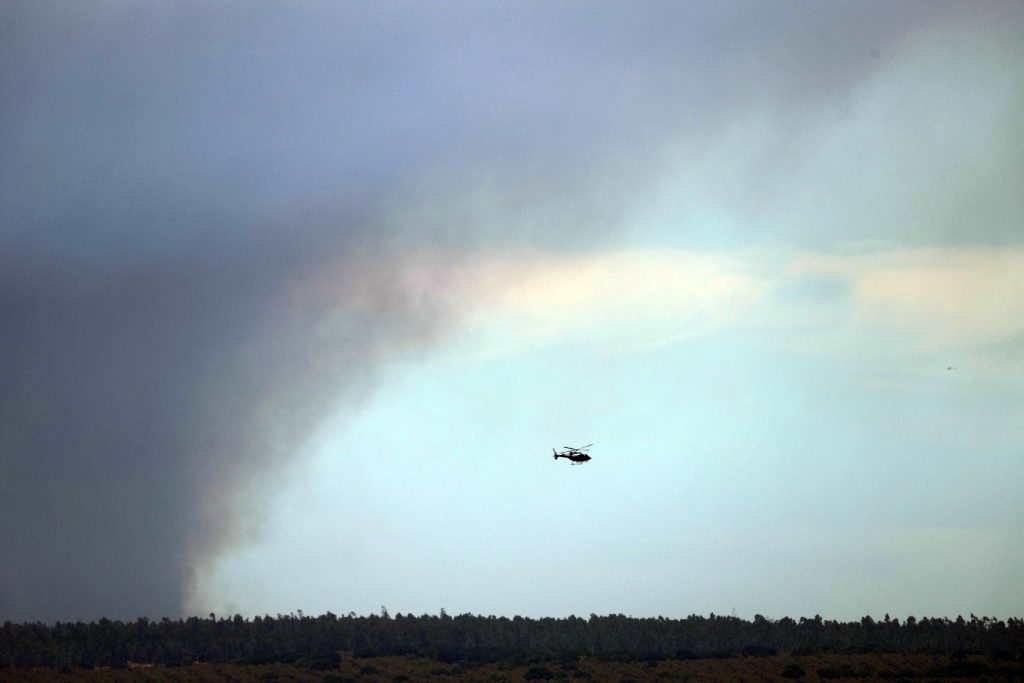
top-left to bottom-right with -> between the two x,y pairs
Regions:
553,444 -> 592,465
947,366 -> 957,370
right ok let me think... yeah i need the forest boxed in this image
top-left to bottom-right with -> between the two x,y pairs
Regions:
2,611 -> 1022,669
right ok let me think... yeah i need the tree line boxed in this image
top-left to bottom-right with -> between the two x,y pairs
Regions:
1,610 -> 1021,669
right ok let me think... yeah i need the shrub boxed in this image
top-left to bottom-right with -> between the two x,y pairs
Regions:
781,663 -> 806,678
817,663 -> 856,678
928,660 -> 993,677
525,665 -> 555,680
297,653 -> 341,670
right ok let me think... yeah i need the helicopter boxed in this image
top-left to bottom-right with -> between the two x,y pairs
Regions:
553,444 -> 592,464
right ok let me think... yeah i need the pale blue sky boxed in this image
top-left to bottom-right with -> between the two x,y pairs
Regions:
197,254 -> 1023,619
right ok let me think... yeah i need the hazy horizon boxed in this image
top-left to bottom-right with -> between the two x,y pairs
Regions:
2,0 -> 1022,624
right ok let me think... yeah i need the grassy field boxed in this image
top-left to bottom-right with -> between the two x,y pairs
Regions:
0,652 -> 1017,682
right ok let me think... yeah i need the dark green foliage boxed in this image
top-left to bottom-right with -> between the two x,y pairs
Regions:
817,663 -> 857,678
0,612 -> 1021,669
595,652 -> 631,663
297,652 -> 341,670
434,644 -> 462,663
781,662 -> 806,678
524,665 -> 555,680
927,659 -> 993,677
995,664 -> 1024,678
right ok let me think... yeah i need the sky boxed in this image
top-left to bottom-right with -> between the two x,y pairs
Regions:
1,1 -> 1022,624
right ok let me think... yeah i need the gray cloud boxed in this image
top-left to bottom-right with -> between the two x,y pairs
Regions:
0,1 -> 993,621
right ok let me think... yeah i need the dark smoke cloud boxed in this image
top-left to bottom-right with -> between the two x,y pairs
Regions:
1,1 -> 960,621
